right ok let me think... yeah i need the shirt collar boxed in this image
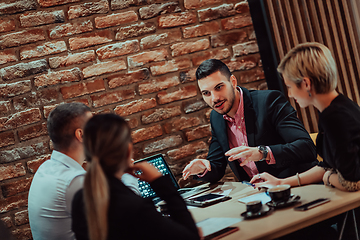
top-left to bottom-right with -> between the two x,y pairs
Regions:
223,87 -> 244,123
51,150 -> 85,171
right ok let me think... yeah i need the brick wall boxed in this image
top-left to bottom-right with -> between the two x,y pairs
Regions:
0,0 -> 265,238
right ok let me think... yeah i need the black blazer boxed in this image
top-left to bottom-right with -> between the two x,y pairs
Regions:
197,87 -> 317,183
72,175 -> 200,240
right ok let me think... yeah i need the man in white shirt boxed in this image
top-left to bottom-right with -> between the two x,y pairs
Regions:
28,103 -> 92,240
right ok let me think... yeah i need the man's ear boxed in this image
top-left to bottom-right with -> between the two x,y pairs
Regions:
74,128 -> 83,143
230,75 -> 237,88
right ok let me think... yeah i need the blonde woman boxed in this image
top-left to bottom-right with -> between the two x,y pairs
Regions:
251,42 -> 360,192
71,114 -> 200,240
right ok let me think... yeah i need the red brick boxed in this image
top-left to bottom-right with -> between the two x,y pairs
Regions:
143,135 -> 183,154
198,4 -> 235,22
114,98 -> 156,116
128,48 -> 169,68
1,178 -> 32,198
235,1 -> 250,13
91,88 -> 135,108
13,88 -> 59,111
67,98 -> 90,107
167,141 -> 208,161
233,40 -> 259,56
20,40 -> 67,60
211,30 -> 247,47
125,117 -> 138,128
60,79 -> 105,99
68,0 -> 109,19
163,116 -> 201,133
185,124 -> 211,141
38,0 -> 81,7
95,11 -> 138,29
191,48 -> 231,66
69,30 -> 112,50
132,124 -> 163,143
0,141 -> 48,163
170,39 -> 210,57
0,29 -> 45,49
0,100 -> 11,115
139,75 -> 180,95
0,19 -> 15,33
0,59 -> 48,81
238,68 -> 265,83
0,80 -> 31,98
183,98 -> 208,113
96,40 -> 140,60
179,68 -> 197,83
1,216 -> 12,228
221,15 -> 252,30
107,68 -> 150,89
49,50 -> 95,69
0,163 -> 26,182
141,105 -> 181,124
19,10 -> 65,28
140,30 -> 182,49
0,131 -> 15,148
0,193 -> 27,213
14,210 -> 28,226
34,68 -> 82,88
249,29 -> 256,40
116,22 -> 156,40
182,21 -> 220,38
0,108 -> 41,131
12,227 -> 32,240
0,0 -> 37,15
82,59 -> 126,78
43,104 -> 58,118
158,12 -> 197,28
49,20 -> 93,39
110,0 -> 152,10
27,154 -> 51,173
18,122 -> 48,141
157,85 -> 198,104
139,2 -> 180,19
224,55 -> 259,72
184,0 -> 222,9
0,49 -> 17,65
150,58 -> 191,76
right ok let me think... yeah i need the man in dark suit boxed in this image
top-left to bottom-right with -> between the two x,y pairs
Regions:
182,59 -> 317,183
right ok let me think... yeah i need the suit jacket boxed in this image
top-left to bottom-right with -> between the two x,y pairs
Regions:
198,87 -> 317,183
72,175 -> 199,240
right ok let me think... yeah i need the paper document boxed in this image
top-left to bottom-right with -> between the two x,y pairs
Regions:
196,217 -> 242,237
238,192 -> 271,204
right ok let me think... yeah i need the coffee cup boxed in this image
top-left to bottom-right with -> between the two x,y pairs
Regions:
267,185 -> 291,203
246,200 -> 262,213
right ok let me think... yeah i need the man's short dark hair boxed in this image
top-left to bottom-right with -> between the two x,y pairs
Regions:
47,102 -> 91,151
196,59 -> 232,81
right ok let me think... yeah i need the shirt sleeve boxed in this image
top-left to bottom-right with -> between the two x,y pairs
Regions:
266,146 -> 276,165
66,175 -> 85,214
121,173 -> 141,196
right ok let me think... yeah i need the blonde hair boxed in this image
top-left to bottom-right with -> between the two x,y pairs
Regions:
277,42 -> 338,94
83,114 -> 132,240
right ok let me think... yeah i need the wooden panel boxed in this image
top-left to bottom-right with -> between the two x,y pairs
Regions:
264,0 -> 360,133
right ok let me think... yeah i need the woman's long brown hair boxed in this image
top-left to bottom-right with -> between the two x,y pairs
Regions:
83,114 -> 132,240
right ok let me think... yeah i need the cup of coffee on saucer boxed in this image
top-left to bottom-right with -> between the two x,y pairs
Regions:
241,200 -> 272,219
266,185 -> 300,208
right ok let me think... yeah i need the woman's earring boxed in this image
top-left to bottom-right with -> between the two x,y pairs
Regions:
307,90 -> 312,97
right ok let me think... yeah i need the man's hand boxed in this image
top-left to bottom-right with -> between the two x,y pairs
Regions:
225,146 -> 263,166
182,159 -> 211,180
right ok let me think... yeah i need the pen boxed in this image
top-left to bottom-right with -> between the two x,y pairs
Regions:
242,181 -> 255,187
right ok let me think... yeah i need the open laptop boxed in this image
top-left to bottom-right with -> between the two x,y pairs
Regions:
134,154 -> 210,202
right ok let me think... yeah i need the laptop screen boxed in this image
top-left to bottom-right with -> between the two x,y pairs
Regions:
134,154 -> 180,199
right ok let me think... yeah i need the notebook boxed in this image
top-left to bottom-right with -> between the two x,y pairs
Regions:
134,154 -> 209,201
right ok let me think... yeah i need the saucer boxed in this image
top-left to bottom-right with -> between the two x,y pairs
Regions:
241,205 -> 272,219
266,195 -> 301,209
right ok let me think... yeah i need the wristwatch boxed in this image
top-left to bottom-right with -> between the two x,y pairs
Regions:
257,145 -> 268,161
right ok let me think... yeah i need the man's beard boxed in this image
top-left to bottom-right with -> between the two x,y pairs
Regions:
213,89 -> 235,115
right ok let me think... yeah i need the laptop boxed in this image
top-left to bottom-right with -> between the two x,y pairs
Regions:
134,154 -> 210,202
